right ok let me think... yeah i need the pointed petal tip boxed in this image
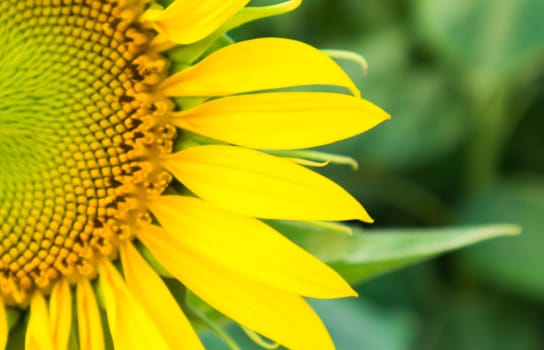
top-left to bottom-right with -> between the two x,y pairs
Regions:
332,273 -> 359,298
362,214 -> 375,224
169,92 -> 390,150
340,289 -> 359,299
380,111 -> 392,123
354,204 -> 374,223
329,283 -> 358,299
370,101 -> 392,123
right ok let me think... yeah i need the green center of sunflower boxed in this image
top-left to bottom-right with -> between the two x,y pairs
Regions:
0,0 -> 175,306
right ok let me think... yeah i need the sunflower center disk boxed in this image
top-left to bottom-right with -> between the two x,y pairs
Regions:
0,0 -> 174,305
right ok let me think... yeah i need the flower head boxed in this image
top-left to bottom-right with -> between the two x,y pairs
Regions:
0,0 -> 389,349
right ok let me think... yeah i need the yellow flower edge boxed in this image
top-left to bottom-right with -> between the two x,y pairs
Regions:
0,0 -> 390,349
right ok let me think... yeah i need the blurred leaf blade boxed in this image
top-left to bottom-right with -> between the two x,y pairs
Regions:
272,221 -> 520,285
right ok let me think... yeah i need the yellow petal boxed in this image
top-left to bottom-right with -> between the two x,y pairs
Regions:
0,299 -> 7,350
98,260 -> 170,350
26,293 -> 53,350
171,92 -> 389,150
76,280 -> 104,350
49,280 -> 71,350
136,224 -> 335,350
142,0 -> 249,44
119,243 -> 204,350
162,145 -> 372,222
161,38 -> 359,97
148,195 -> 356,298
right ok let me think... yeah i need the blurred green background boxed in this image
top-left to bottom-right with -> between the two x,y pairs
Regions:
202,0 -> 544,349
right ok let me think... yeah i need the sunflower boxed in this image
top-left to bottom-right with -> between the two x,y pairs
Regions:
0,0 -> 389,349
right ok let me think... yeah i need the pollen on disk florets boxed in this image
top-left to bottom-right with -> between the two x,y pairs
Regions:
0,0 -> 175,305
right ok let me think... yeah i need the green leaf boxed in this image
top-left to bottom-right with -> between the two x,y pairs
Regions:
272,221 -> 520,285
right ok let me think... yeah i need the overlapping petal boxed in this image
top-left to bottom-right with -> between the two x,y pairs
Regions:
0,299 -> 6,350
148,195 -> 356,298
161,38 -> 360,97
120,243 -> 204,350
98,261 -> 170,350
136,224 -> 335,350
142,0 -> 250,44
162,145 -> 372,221
171,92 -> 389,149
49,280 -> 71,350
26,293 -> 53,350
76,280 -> 104,350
